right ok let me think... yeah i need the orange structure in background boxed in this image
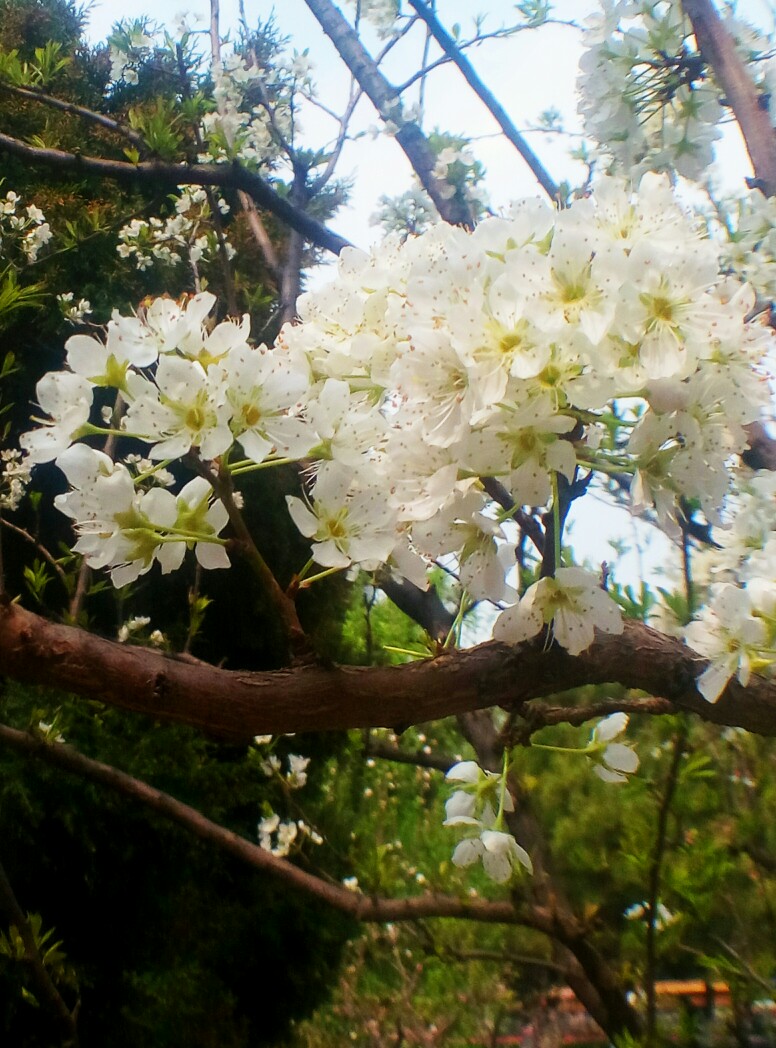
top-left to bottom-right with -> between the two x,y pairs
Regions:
475,979 -> 769,1046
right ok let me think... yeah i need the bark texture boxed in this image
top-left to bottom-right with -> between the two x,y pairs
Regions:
3,599 -> 776,741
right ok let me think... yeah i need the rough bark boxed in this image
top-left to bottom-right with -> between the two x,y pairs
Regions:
3,599 -> 776,741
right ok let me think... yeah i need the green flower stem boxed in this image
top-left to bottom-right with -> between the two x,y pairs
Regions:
228,457 -> 297,476
551,472 -> 562,574
295,558 -> 316,584
298,565 -> 345,588
154,530 -> 228,545
575,455 -> 636,475
80,423 -> 149,441
565,407 -> 637,429
494,748 -> 511,831
531,742 -> 591,756
443,590 -> 471,649
382,645 -> 431,660
133,459 -> 174,485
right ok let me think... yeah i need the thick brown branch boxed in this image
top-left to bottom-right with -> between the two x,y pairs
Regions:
3,600 -> 776,741
0,131 -> 351,256
683,0 -> 776,195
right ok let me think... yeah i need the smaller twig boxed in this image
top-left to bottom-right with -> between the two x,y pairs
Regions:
394,21 -> 577,94
363,736 -> 453,773
520,697 -> 676,734
309,79 -> 363,195
238,190 -> 280,276
0,82 -> 146,149
0,857 -> 79,1045
0,517 -> 68,589
438,944 -> 567,974
711,936 -> 774,997
406,0 -> 560,201
481,476 -> 544,555
187,453 -> 309,661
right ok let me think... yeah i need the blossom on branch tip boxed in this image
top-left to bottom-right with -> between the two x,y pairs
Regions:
452,829 -> 533,884
494,567 -> 623,657
588,713 -> 640,783
54,447 -> 229,586
444,759 -> 531,882
685,583 -> 774,703
286,462 -> 396,571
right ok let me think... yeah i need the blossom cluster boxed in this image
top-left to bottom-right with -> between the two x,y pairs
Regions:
52,446 -> 230,588
0,448 -> 31,511
684,470 -> 776,702
258,813 -> 323,857
202,53 -> 294,167
117,187 -> 233,272
0,190 -> 52,264
444,760 -> 532,883
57,293 -> 93,325
107,22 -> 154,86
18,174 -> 774,664
579,2 -> 776,182
720,191 -> 776,302
348,0 -> 401,38
259,751 -> 311,790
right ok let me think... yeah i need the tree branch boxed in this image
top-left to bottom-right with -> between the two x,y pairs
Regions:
683,0 -> 776,195
3,599 -> 776,741
0,131 -> 352,256
0,856 -> 79,1045
0,721 -> 547,931
302,0 -> 475,227
0,82 -> 146,149
523,697 -> 676,732
406,0 -> 560,201
363,737 -> 453,773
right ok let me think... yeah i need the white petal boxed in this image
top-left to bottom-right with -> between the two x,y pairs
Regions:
603,743 -> 639,774
595,712 -> 628,743
445,761 -> 481,783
